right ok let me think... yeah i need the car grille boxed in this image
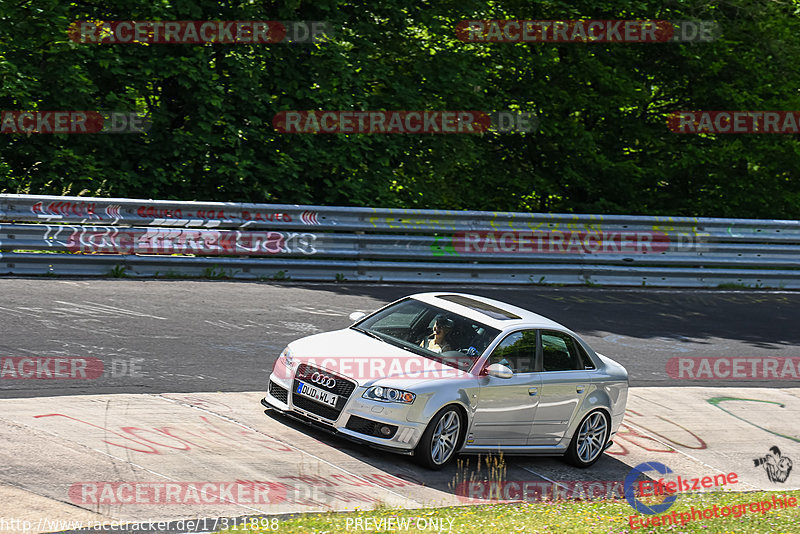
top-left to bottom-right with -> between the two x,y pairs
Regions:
345,415 -> 398,439
268,380 -> 288,404
292,363 -> 357,421
292,396 -> 342,421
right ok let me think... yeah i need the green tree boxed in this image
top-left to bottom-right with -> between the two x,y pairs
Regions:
1,0 -> 799,219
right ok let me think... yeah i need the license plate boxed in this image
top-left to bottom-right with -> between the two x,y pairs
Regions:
295,381 -> 339,408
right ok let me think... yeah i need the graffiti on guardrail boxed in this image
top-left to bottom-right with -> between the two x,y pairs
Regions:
64,228 -> 319,255
135,206 -> 187,220
243,209 -> 294,223
25,201 -> 316,228
369,215 -> 453,230
134,206 -> 301,225
3,194 -> 799,285
32,200 -> 99,218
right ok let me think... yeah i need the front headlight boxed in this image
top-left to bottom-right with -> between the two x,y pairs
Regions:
280,346 -> 294,367
362,386 -> 415,404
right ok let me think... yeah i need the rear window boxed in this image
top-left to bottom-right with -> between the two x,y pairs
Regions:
436,295 -> 521,320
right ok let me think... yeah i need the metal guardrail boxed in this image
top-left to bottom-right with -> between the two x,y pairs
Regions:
1,194 -> 799,287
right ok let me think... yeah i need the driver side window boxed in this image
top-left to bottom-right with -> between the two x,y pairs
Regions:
486,330 -> 537,374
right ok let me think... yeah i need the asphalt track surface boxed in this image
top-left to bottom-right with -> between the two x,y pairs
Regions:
1,279 -> 799,533
1,279 -> 800,398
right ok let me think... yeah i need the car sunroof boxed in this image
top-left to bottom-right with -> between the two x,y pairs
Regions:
436,295 -> 521,320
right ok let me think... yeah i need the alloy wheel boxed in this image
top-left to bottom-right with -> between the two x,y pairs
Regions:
430,410 -> 460,465
576,412 -> 608,463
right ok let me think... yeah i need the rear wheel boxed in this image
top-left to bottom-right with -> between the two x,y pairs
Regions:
564,410 -> 609,468
414,407 -> 462,469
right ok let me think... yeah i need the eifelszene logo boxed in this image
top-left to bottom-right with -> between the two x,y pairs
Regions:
624,462 -> 679,514
624,462 -> 740,515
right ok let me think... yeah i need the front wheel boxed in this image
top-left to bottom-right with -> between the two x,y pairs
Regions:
414,407 -> 462,469
564,410 -> 609,468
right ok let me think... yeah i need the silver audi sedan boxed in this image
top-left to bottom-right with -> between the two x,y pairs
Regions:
262,292 -> 628,469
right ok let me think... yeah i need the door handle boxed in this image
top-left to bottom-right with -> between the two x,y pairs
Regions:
576,385 -> 585,394
528,387 -> 538,396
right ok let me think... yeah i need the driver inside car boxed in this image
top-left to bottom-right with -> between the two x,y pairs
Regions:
420,315 -> 455,353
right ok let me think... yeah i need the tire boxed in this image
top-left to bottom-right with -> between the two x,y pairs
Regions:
563,410 -> 609,468
414,406 -> 462,470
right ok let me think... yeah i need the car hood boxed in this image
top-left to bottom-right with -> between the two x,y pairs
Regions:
288,328 -> 469,387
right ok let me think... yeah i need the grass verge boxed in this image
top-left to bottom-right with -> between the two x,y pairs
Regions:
213,489 -> 800,533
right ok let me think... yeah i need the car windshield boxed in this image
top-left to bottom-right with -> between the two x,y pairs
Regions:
352,298 -> 501,371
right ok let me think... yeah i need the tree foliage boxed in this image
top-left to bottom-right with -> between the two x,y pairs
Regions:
1,0 -> 800,218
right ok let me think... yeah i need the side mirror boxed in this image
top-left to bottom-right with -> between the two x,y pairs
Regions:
486,363 -> 513,379
348,311 -> 366,322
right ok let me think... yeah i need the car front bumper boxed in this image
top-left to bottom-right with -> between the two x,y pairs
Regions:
264,362 -> 427,454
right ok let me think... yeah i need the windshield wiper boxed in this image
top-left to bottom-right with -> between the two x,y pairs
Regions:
352,327 -> 385,342
396,343 -> 424,355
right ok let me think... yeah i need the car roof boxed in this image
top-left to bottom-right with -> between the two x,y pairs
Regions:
409,292 -> 566,331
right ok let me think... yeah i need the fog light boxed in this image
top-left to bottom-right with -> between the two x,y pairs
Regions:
379,425 -> 393,436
